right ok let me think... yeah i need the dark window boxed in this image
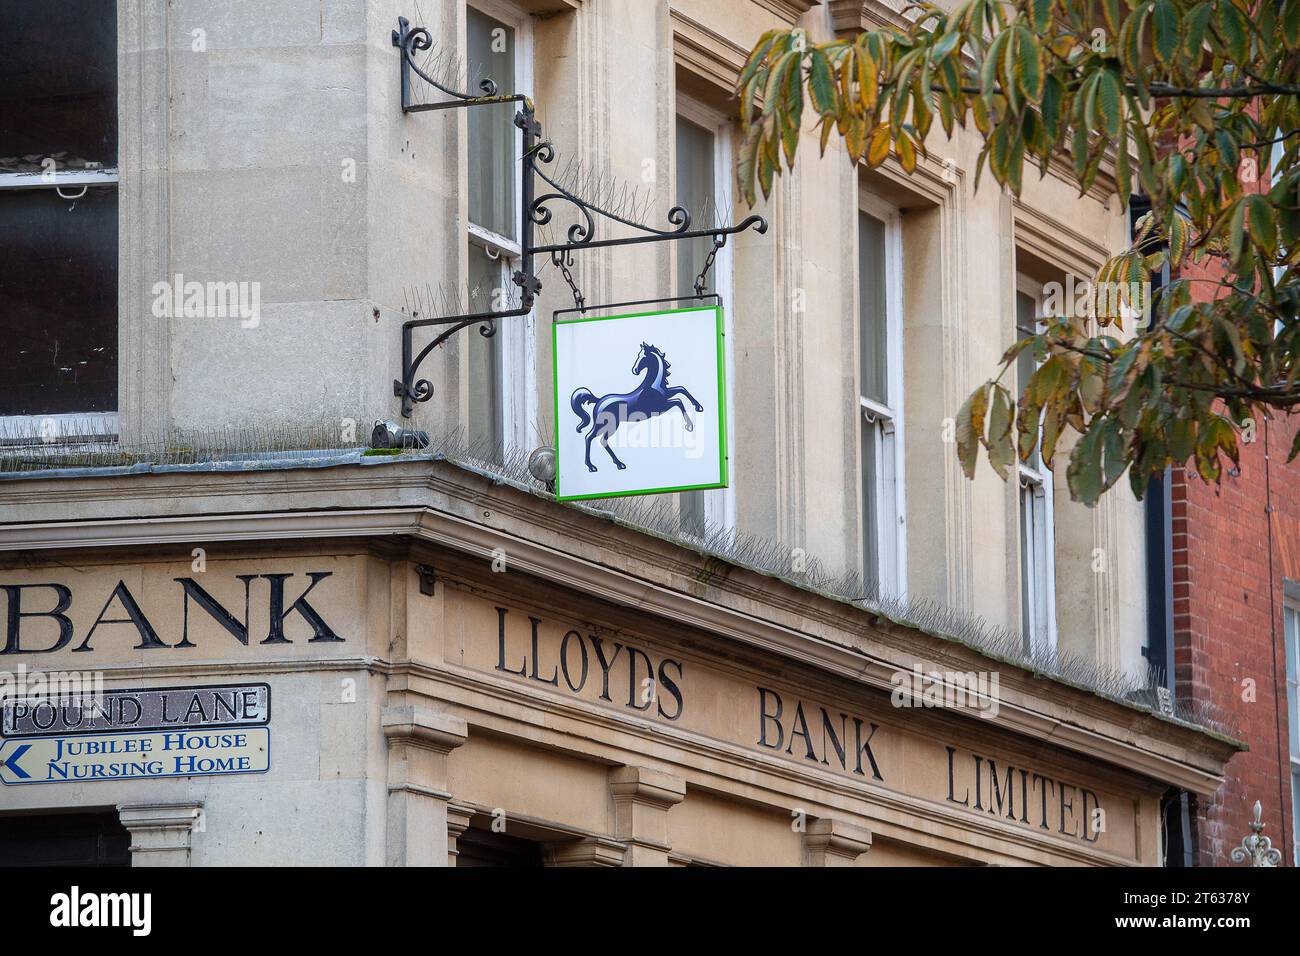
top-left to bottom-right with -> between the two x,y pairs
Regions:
456,826 -> 545,867
0,811 -> 132,867
0,0 -> 119,417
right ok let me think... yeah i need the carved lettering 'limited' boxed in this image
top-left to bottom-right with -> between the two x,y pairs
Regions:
0,574 -> 345,654
946,746 -> 1103,843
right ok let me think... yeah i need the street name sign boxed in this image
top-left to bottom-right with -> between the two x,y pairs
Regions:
1,682 -> 270,737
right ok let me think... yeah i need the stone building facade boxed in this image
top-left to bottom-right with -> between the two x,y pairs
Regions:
0,0 -> 1240,865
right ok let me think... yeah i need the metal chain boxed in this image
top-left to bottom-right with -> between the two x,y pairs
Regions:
693,235 -> 726,298
552,250 -> 585,310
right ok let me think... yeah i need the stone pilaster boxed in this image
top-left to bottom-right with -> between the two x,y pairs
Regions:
608,766 -> 685,866
446,802 -> 475,867
117,802 -> 203,867
382,705 -> 467,867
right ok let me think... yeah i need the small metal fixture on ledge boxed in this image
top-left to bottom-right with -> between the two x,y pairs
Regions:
414,564 -> 437,597
370,419 -> 430,450
389,16 -> 768,417
527,445 -> 557,493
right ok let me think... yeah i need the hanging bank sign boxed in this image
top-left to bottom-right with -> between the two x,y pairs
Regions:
553,306 -> 728,502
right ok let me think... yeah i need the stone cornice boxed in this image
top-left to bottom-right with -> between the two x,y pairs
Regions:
381,705 -> 468,754
1014,198 -> 1113,280
671,9 -> 751,96
828,0 -> 909,36
517,0 -> 580,16
754,0 -> 822,24
0,458 -> 1240,794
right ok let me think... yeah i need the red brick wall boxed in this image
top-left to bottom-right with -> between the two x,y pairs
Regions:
1172,406 -> 1299,866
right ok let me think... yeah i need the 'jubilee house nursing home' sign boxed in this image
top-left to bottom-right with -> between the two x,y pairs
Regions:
554,306 -> 728,501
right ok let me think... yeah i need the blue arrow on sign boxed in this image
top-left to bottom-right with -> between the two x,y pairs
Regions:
1,743 -> 32,780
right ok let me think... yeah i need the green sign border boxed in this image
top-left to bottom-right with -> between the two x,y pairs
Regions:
552,305 -> 729,503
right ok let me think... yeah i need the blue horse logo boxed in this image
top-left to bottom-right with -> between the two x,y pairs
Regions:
570,342 -> 705,472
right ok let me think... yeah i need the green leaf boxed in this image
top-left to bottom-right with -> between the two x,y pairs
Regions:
1096,69 -> 1123,139
1029,0 -> 1053,33
762,50 -> 800,116
987,384 -> 1016,479
1101,416 -> 1128,492
808,48 -> 838,115
1183,3 -> 1212,61
1102,0 -> 1123,34
1282,0 -> 1300,49
1040,74 -> 1063,140
780,62 -> 804,164
739,30 -> 783,116
1152,0 -> 1180,68
1014,26 -> 1045,103
932,29 -> 961,61
1228,198 -> 1248,265
1168,209 -> 1189,265
737,121 -> 763,206
856,47 -> 879,112
956,384 -> 989,479
1168,417 -> 1197,462
1120,5 -> 1151,74
1244,194 -> 1279,256
1068,417 -> 1106,505
1216,2 -> 1250,63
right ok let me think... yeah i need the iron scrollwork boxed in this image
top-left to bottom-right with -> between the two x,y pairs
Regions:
390,16 -> 768,417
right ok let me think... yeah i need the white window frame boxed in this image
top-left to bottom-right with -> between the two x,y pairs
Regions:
857,192 -> 907,598
1284,595 -> 1300,866
1016,274 -> 1058,657
466,0 -> 535,456
675,96 -> 736,534
0,159 -> 120,442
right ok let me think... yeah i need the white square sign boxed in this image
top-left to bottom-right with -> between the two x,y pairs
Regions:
553,305 -> 728,501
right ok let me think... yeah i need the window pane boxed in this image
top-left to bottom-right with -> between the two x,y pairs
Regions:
861,417 -> 879,590
1293,766 -> 1300,867
1020,485 -> 1036,648
0,187 -> 118,415
675,116 -> 714,297
681,489 -> 706,537
676,115 -> 716,531
1286,605 -> 1300,760
468,8 -> 516,239
0,0 -> 117,170
467,243 -> 503,459
1016,291 -> 1038,394
858,211 -> 888,404
1017,290 -> 1041,469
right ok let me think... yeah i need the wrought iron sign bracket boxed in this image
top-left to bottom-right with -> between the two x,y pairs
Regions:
390,16 -> 767,417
